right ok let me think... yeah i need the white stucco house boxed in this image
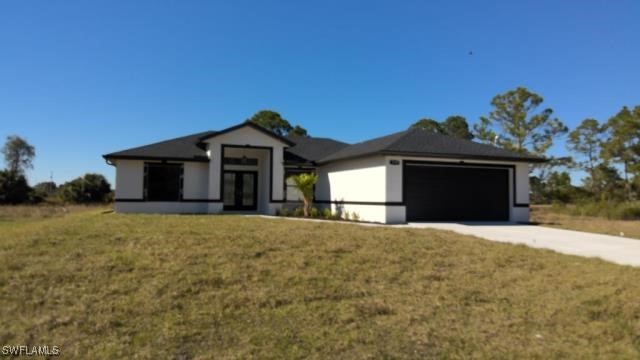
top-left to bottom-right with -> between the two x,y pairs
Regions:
103,121 -> 544,223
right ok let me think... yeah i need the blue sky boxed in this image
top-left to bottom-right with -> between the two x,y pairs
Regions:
1,0 -> 639,185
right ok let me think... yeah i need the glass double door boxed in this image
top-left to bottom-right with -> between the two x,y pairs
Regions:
223,171 -> 258,211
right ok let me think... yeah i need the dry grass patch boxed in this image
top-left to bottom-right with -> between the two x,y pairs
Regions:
532,205 -> 640,239
0,204 -> 108,221
1,212 -> 640,358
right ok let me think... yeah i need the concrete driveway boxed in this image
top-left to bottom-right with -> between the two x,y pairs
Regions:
405,223 -> 640,267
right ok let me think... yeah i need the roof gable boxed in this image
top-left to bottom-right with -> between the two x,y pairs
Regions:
199,121 -> 295,146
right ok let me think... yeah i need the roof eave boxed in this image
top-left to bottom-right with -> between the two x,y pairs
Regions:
379,150 -> 547,163
102,154 -> 210,163
318,151 -> 547,165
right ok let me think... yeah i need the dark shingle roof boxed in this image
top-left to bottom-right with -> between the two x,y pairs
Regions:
103,123 -> 545,165
103,131 -> 215,162
284,136 -> 349,163
318,128 -> 545,163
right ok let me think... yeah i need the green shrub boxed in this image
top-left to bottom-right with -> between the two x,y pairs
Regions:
310,207 -> 319,218
59,173 -> 112,204
615,203 -> 640,220
292,207 -> 304,217
322,208 -> 332,219
276,208 -> 290,217
352,212 -> 360,222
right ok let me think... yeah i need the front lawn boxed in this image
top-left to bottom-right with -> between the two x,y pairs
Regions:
1,209 -> 639,358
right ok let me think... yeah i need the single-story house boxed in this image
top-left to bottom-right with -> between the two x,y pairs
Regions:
103,121 -> 544,223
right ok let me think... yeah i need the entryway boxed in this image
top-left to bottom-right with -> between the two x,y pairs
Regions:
223,171 -> 258,211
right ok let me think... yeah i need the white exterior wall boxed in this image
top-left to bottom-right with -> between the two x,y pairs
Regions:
513,163 -> 531,222
114,160 -> 144,199
316,156 -> 387,202
515,163 -> 530,204
329,204 -> 387,223
183,162 -> 209,199
115,202 -> 209,214
385,206 -> 407,224
316,156 -> 399,223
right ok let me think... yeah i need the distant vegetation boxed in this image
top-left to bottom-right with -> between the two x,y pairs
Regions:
0,135 -> 112,205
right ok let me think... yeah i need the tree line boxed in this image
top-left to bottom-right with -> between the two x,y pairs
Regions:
0,136 -> 112,204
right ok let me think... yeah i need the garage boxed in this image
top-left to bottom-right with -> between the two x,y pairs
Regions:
404,162 -> 510,222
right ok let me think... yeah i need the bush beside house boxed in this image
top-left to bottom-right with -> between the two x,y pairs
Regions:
280,172 -> 362,222
276,206 -> 362,222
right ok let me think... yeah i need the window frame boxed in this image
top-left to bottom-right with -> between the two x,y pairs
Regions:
143,162 -> 184,201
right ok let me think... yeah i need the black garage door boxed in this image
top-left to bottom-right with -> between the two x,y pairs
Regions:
404,163 -> 510,222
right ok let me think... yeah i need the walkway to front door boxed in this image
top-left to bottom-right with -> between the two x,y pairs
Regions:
223,171 -> 257,211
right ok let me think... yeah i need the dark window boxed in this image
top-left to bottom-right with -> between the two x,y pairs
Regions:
144,163 -> 183,201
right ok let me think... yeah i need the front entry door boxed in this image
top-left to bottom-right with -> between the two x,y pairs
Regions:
223,171 -> 258,211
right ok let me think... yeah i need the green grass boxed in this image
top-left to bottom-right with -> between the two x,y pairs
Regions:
1,209 -> 640,358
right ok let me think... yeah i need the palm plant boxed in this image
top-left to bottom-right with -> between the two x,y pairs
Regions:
288,173 -> 318,217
